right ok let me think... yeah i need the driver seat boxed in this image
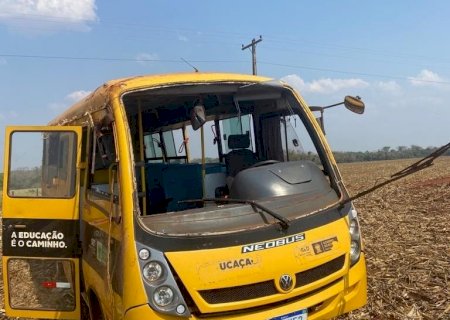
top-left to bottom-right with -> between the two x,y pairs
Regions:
224,134 -> 258,177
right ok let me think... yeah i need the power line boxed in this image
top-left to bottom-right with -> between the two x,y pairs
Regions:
259,61 -> 450,84
3,12 -> 450,66
0,53 -> 178,62
260,44 -> 450,72
263,35 -> 450,64
3,10 -> 450,64
1,53 -> 449,85
0,12 -> 251,39
0,53 -> 248,64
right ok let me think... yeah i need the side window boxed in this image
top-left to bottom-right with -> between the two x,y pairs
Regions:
8,131 -> 77,198
88,115 -> 119,205
94,126 -> 116,170
144,133 -> 163,161
220,114 -> 255,154
282,115 -> 320,164
186,122 -> 219,162
86,115 -> 122,222
171,128 -> 187,162
144,129 -> 187,163
162,130 -> 176,158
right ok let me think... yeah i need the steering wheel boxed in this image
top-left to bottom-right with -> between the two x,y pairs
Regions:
249,160 -> 280,168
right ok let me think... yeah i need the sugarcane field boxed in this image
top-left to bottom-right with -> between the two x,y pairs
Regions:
1,157 -> 448,319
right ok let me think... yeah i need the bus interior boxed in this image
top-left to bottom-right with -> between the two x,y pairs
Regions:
117,82 -> 340,233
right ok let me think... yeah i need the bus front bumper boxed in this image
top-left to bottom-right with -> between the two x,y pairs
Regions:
124,253 -> 367,320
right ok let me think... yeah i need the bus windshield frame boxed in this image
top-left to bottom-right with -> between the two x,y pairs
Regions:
122,81 -> 342,236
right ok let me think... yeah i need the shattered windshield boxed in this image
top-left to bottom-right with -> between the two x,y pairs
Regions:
123,82 -> 340,235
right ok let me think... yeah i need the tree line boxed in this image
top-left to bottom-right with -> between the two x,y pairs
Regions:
183,145 -> 450,165
0,167 -> 42,191
332,145 -> 449,163
0,145 -> 448,196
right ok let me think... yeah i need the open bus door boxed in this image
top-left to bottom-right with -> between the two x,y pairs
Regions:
2,126 -> 82,319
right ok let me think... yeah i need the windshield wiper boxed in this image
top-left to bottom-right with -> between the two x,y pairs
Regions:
180,198 -> 290,230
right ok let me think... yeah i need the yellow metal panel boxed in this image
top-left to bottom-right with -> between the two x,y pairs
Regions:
166,218 -> 351,314
123,278 -> 346,320
109,93 -> 150,313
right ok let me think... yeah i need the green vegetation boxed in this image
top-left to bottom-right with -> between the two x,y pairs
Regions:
332,145 -> 450,163
191,145 -> 449,164
8,167 -> 41,190
0,168 -> 42,210
190,157 -> 220,164
0,145 -> 447,210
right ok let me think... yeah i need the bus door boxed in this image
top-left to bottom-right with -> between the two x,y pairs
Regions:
2,126 -> 82,319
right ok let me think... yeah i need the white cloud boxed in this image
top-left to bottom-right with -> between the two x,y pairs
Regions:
376,80 -> 402,94
409,69 -> 445,86
282,74 -> 369,94
0,0 -> 97,34
66,90 -> 91,102
135,52 -> 159,65
48,89 -> 91,112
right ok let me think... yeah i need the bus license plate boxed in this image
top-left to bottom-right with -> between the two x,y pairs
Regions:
269,309 -> 307,320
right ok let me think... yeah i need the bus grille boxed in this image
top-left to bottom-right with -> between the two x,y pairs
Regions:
199,255 -> 345,304
295,255 -> 345,287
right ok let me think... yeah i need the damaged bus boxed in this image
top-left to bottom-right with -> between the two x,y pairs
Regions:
2,73 -> 367,320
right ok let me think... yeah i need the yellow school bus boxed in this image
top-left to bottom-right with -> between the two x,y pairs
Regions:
2,72 -> 367,320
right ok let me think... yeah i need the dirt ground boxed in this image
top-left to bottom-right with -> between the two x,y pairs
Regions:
339,157 -> 449,320
0,157 -> 449,319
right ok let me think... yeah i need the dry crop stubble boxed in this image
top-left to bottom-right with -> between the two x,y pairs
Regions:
0,157 -> 449,320
339,157 -> 450,320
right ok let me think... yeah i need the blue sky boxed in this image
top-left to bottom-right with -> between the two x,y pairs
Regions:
0,0 -> 449,163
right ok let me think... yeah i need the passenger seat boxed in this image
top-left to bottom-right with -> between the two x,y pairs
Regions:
224,133 -> 258,178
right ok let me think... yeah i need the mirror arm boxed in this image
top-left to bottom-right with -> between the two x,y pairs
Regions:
322,101 -> 344,110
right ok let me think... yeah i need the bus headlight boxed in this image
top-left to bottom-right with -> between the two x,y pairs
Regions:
349,219 -> 358,235
136,242 -> 191,317
139,248 -> 150,260
143,261 -> 164,282
350,240 -> 360,260
153,286 -> 175,307
349,208 -> 362,266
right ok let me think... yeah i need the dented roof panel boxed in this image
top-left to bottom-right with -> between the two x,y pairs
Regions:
48,72 -> 272,126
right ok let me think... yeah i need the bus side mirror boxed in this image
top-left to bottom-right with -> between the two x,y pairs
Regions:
344,96 -> 365,114
191,104 -> 206,130
309,95 -> 365,135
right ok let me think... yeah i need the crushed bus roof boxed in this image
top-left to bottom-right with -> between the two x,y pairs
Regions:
48,72 -> 273,126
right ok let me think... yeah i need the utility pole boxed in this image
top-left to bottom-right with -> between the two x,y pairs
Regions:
242,35 -> 262,75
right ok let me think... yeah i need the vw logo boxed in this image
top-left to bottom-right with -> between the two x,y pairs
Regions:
279,274 -> 294,292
